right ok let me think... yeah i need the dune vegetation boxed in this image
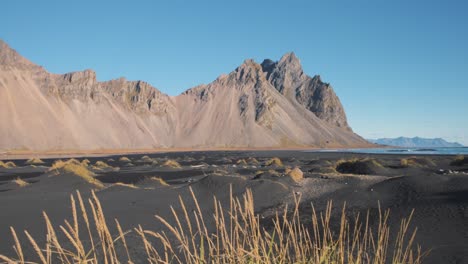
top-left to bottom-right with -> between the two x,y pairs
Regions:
162,159 -> 182,168
0,187 -> 424,264
149,177 -> 169,186
49,159 -> 104,188
285,167 -> 304,182
265,157 -> 283,167
450,155 -> 467,166
25,158 -> 45,165
119,157 -> 132,163
335,158 -> 383,175
0,161 -> 16,168
11,178 -> 29,187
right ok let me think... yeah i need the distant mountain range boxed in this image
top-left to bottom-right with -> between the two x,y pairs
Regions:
0,39 -> 370,151
368,137 -> 464,148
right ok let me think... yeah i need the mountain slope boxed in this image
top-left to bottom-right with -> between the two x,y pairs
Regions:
0,39 -> 370,151
368,137 -> 464,148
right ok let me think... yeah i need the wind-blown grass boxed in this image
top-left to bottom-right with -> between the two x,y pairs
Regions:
0,187 -> 425,264
0,161 -> 16,168
11,178 -> 29,187
25,158 -> 45,166
49,159 -> 104,188
265,157 -> 283,167
162,159 -> 181,168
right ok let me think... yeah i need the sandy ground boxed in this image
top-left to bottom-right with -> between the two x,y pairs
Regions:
0,150 -> 467,263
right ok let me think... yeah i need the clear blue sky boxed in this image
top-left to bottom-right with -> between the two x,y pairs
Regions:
2,0 -> 467,145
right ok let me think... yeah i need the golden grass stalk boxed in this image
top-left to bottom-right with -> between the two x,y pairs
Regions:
1,188 -> 425,264
111,182 -> 139,189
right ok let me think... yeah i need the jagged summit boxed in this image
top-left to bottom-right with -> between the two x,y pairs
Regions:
0,39 -> 368,150
0,40 -> 36,68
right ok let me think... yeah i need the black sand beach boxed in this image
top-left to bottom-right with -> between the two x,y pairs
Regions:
0,150 -> 467,263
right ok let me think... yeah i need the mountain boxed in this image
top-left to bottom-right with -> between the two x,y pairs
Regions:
368,137 -> 464,148
0,39 -> 370,151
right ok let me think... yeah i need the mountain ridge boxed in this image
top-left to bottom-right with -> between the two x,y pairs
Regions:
0,39 -> 371,151
368,137 -> 464,148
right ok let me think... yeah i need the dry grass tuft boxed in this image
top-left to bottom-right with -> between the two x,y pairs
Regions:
247,157 -> 259,164
119,156 -> 132,163
450,155 -> 467,166
265,157 -> 283,167
0,161 -> 16,168
12,178 -> 29,187
162,159 -> 181,168
286,167 -> 304,182
140,155 -> 153,163
236,159 -> 248,165
400,157 -> 436,168
336,158 -> 383,175
94,160 -> 111,168
81,159 -> 90,167
49,159 -> 104,188
0,188 -> 425,264
25,158 -> 45,165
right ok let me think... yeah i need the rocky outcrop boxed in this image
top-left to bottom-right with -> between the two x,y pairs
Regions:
0,40 -> 369,150
262,53 -> 350,130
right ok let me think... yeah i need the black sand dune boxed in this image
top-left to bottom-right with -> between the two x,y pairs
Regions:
0,151 -> 467,263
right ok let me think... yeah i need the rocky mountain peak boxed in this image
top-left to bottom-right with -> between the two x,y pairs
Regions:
0,40 -> 37,69
231,59 -> 266,84
261,52 -> 305,95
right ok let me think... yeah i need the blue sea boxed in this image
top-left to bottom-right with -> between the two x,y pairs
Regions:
306,147 -> 468,155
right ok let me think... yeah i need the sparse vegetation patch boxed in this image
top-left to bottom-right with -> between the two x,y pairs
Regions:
336,158 -> 383,175
25,158 -> 45,165
49,159 -> 103,188
450,155 -> 467,166
162,159 -> 181,168
0,161 -> 16,168
11,177 -> 29,187
265,157 -> 283,167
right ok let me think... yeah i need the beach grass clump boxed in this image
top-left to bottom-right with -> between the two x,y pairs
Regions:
285,167 -> 304,182
247,157 -> 259,164
236,159 -> 248,165
94,160 -> 111,169
400,157 -> 436,168
139,155 -> 153,163
119,156 -> 132,163
450,155 -> 467,166
81,159 -> 90,167
265,157 -> 283,167
336,158 -> 383,175
162,159 -> 181,168
25,158 -> 45,165
0,188 -> 425,264
0,161 -> 16,168
11,177 -> 29,187
49,159 -> 103,188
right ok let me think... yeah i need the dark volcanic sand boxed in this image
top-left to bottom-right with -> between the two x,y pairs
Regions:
0,151 -> 467,263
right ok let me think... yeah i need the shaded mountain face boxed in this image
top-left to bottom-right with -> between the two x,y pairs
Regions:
0,40 -> 369,150
368,137 -> 464,148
